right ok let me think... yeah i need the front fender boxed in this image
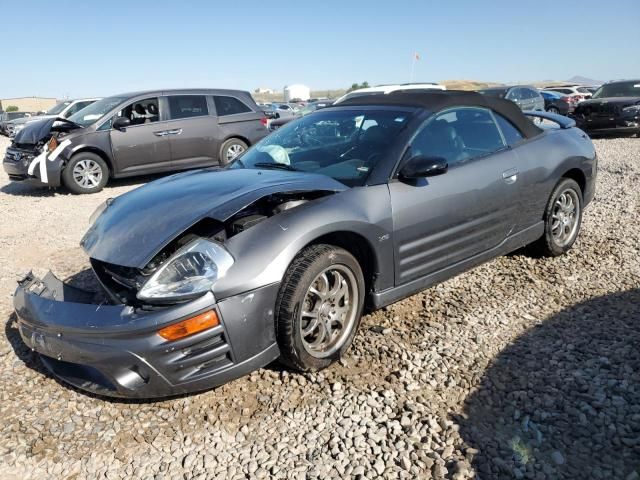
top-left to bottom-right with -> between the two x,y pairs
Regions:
214,185 -> 394,299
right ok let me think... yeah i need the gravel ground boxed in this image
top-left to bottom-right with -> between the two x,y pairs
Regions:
0,134 -> 638,480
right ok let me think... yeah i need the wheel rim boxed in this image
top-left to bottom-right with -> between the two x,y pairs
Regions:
226,143 -> 245,161
299,265 -> 359,358
551,188 -> 580,247
72,159 -> 102,189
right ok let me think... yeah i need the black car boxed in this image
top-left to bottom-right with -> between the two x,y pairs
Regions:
572,80 -> 640,136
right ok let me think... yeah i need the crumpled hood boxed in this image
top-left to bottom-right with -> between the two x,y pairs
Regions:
12,116 -> 81,146
81,168 -> 348,268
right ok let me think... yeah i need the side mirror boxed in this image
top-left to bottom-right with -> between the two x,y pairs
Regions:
112,117 -> 130,131
399,155 -> 448,179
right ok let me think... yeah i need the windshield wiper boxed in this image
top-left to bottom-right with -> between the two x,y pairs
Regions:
253,162 -> 298,171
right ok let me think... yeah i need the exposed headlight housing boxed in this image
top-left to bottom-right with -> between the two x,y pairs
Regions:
137,238 -> 234,303
622,105 -> 640,115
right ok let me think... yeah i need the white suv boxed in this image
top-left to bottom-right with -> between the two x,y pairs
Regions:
543,85 -> 593,102
335,83 -> 446,104
8,98 -> 101,137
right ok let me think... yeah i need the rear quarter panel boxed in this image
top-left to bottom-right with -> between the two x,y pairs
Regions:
512,127 -> 596,232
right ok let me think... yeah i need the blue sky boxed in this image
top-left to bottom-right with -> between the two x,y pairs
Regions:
2,0 -> 639,99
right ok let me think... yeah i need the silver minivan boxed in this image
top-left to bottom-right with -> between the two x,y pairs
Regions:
3,89 -> 268,193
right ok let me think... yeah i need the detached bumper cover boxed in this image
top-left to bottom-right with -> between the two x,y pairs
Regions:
13,272 -> 280,398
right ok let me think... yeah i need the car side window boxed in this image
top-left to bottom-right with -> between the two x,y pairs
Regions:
506,88 -> 520,100
115,97 -> 160,126
494,113 -> 524,146
214,96 -> 252,116
168,95 -> 209,119
410,107 -> 506,167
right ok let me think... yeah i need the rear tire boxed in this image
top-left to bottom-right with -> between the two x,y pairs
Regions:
530,178 -> 583,257
275,244 -> 365,371
61,152 -> 109,194
219,138 -> 248,165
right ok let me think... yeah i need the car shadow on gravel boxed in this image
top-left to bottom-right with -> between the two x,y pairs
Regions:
457,289 -> 640,480
0,173 -> 168,197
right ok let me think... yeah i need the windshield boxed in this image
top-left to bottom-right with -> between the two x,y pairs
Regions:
593,81 -> 640,99
46,101 -> 72,115
229,109 -> 411,187
68,96 -> 128,127
479,88 -> 507,98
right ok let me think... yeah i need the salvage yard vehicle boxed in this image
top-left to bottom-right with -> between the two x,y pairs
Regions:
13,91 -> 597,398
3,89 -> 268,194
571,79 -> 640,137
540,90 -> 574,115
478,85 -> 545,112
0,111 -> 29,135
6,98 -> 100,138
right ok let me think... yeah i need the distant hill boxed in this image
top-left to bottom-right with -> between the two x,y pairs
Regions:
566,75 -> 604,85
441,79 -> 503,91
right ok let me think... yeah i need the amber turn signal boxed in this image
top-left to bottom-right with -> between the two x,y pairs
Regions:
158,310 -> 219,341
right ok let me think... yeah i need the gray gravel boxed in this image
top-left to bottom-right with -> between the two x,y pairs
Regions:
0,134 -> 638,479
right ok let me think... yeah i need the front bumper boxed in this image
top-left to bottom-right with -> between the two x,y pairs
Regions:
3,147 -> 63,187
573,114 -> 640,135
13,272 -> 280,398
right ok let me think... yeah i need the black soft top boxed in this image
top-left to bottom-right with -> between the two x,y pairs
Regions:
339,90 -> 542,138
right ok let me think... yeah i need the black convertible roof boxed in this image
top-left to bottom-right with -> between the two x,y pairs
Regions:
339,90 -> 543,138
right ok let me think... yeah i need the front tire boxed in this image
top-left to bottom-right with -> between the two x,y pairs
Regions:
219,138 -> 248,165
61,153 -> 109,194
275,244 -> 365,371
531,178 -> 583,257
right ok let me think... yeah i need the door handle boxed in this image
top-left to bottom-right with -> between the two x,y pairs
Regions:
166,128 -> 182,136
154,130 -> 168,137
502,168 -> 518,184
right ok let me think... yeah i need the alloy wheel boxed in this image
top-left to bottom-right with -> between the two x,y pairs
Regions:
226,143 -> 246,162
72,159 -> 103,189
299,265 -> 359,358
551,188 -> 580,247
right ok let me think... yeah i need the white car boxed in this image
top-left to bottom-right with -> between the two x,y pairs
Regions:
335,83 -> 446,104
8,98 -> 101,137
542,85 -> 593,102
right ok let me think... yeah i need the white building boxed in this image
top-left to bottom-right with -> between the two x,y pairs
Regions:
283,84 -> 310,101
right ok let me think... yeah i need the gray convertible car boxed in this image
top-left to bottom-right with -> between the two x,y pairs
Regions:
13,91 -> 597,398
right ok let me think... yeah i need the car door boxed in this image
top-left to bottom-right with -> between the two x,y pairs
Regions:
166,94 -> 220,169
109,96 -> 172,174
389,107 -> 519,286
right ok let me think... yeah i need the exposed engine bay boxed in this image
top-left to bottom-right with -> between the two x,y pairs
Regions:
91,191 -> 333,308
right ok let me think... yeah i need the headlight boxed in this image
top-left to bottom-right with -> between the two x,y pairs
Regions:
137,238 -> 234,302
622,105 -> 640,114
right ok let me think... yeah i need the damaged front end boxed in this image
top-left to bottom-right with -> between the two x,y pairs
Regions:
13,168 -> 344,397
3,117 -> 80,186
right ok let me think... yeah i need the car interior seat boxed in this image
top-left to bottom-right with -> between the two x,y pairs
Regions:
146,103 -> 159,122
